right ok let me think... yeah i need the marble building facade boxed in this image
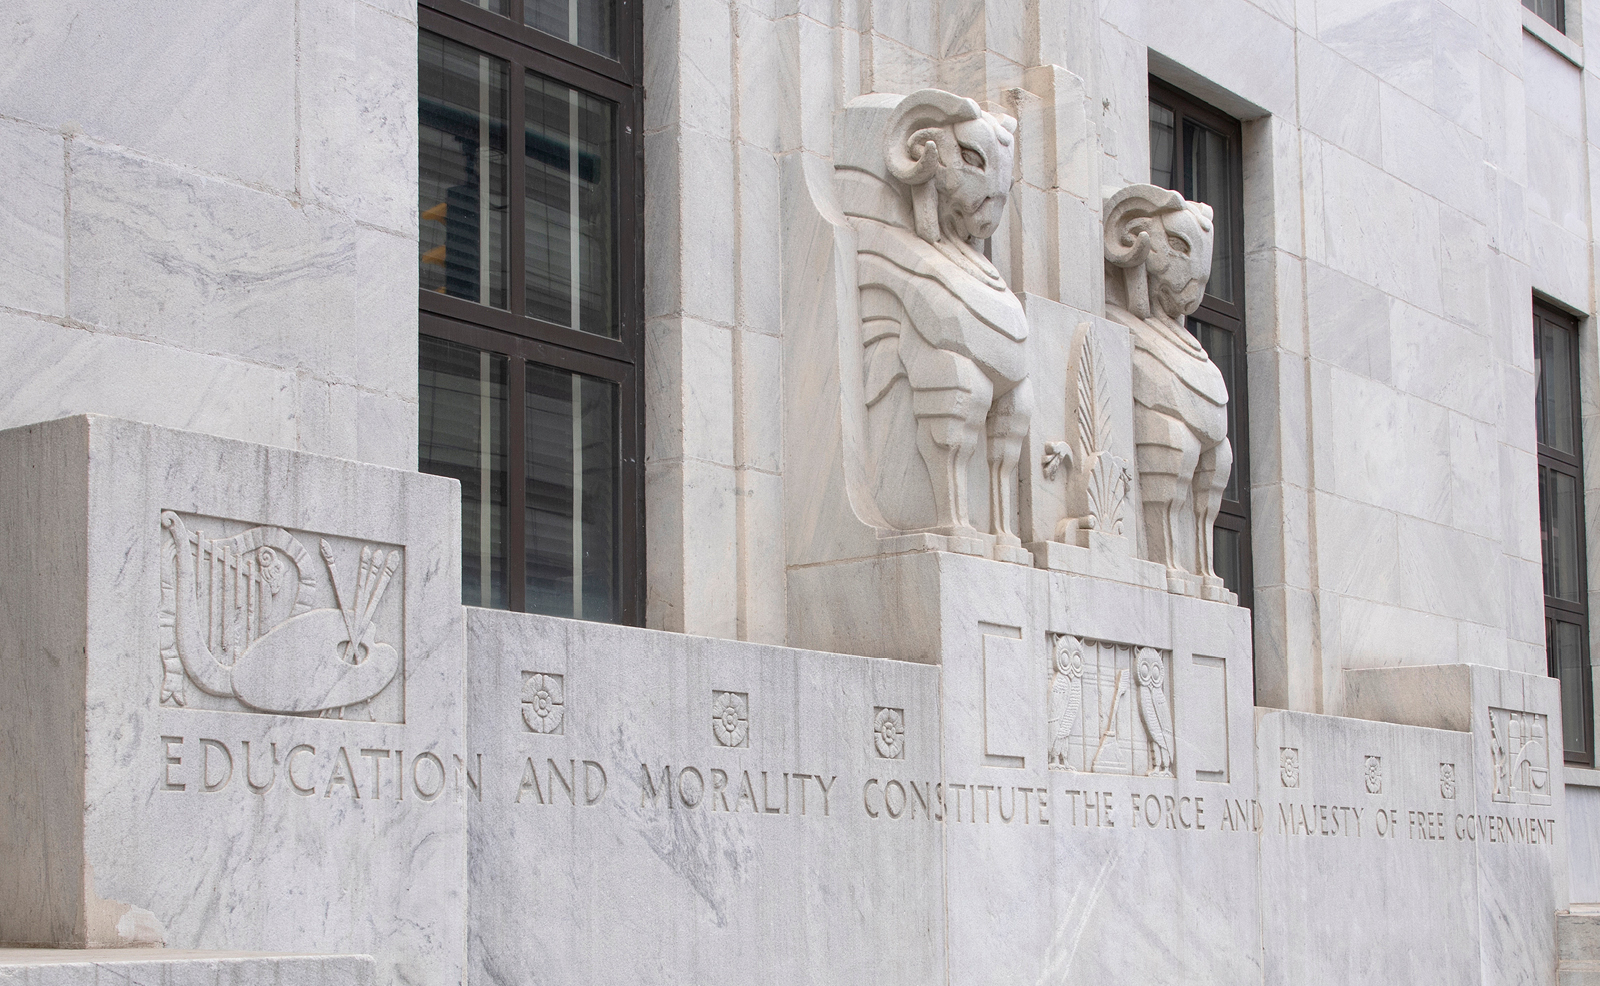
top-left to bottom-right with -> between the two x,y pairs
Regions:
2,0 -> 1600,983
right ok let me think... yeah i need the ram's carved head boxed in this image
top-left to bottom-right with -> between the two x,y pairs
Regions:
884,89 -> 1018,245
1103,184 -> 1215,321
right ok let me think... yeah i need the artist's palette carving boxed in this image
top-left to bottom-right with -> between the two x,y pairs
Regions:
1047,635 -> 1172,776
158,511 -> 405,722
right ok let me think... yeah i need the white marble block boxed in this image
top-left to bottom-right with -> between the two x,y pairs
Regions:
463,610 -> 946,985
0,416 -> 464,986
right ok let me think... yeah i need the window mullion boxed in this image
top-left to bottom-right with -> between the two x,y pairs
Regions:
508,61 -> 527,319
508,354 -> 528,611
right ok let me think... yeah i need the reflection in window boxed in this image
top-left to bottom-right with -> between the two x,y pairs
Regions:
1183,120 -> 1234,303
525,0 -> 615,57
419,32 -> 509,309
420,335 -> 509,608
1149,102 -> 1175,193
525,364 -> 619,620
524,73 -> 617,337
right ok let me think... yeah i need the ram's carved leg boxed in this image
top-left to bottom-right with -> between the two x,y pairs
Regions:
986,377 -> 1033,545
905,345 -> 992,536
1192,437 -> 1233,582
1134,408 -> 1202,579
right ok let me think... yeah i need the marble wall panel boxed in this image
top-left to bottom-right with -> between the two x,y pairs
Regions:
1390,302 -> 1497,422
1448,411 -> 1502,542
1316,364 -> 1453,526
1313,140 -> 1445,315
0,0 -> 296,192
1524,31 -> 1584,137
1568,774 -> 1600,903
0,119 -> 64,319
646,316 -> 736,467
1306,261 -> 1393,383
67,144 -> 358,379
1379,83 -> 1487,223
464,611 -> 946,985
0,313 -> 298,452
1431,4 -> 1484,135
1244,247 -> 1306,356
1313,492 -> 1401,603
1526,213 -> 1590,311
1106,0 -> 1296,118
1316,0 -> 1435,106
1481,56 -> 1529,183
1320,590 -> 1461,672
1396,517 -> 1505,626
1296,36 -> 1383,166
300,0 -> 418,235
1259,711 -> 1482,985
1525,112 -> 1589,236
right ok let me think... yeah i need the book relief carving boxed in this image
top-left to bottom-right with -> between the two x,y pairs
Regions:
1047,635 -> 1173,776
1489,708 -> 1551,805
158,511 -> 405,722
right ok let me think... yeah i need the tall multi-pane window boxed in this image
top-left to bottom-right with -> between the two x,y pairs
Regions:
418,0 -> 642,623
1148,80 -> 1252,609
1535,302 -> 1592,764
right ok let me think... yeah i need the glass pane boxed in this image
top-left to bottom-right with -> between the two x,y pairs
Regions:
1182,119 -> 1234,303
524,73 -> 618,338
1542,465 -> 1584,602
1149,101 -> 1175,191
1188,317 -> 1238,502
420,335 -> 509,609
526,363 -> 620,621
1550,619 -> 1590,758
468,0 -> 507,14
525,0 -> 616,58
1214,526 -> 1241,597
1536,315 -> 1577,455
419,33 -> 509,309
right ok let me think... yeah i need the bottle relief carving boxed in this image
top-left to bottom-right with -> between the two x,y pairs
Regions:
158,511 -> 405,722
1489,707 -> 1551,805
1047,634 -> 1172,776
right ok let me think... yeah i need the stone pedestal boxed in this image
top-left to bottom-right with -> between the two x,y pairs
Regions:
0,416 -> 465,986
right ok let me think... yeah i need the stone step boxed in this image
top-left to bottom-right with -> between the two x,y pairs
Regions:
0,949 -> 375,985
1560,911 -> 1600,983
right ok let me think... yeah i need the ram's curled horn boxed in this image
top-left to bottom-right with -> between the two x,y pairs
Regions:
1102,183 -> 1186,269
885,88 -> 981,185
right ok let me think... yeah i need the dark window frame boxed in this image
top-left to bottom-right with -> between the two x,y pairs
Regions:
1148,78 -> 1253,611
420,0 -> 645,625
1535,300 -> 1592,765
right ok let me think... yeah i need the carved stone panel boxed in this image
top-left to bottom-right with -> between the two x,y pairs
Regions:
1047,634 -> 1173,776
1489,707 -> 1551,805
157,510 -> 406,723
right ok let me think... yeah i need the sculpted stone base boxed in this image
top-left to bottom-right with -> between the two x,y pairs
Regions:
0,416 -> 465,985
0,950 -> 376,985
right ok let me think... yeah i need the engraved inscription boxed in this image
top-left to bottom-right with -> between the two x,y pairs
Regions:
521,672 -> 565,734
1490,707 -> 1551,805
1440,762 -> 1457,800
1279,747 -> 1299,788
712,691 -> 750,748
1364,756 -> 1383,795
158,511 -> 405,722
1047,635 -> 1172,776
873,707 -> 905,760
